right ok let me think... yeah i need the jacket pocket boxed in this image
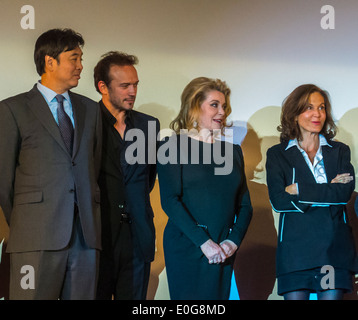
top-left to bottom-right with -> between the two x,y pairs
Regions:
14,191 -> 43,205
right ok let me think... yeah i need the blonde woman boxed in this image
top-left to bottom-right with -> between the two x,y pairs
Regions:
157,77 -> 252,299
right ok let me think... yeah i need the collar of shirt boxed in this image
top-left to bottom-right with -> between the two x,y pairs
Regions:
285,134 -> 332,152
36,81 -> 75,127
99,99 -> 134,130
285,134 -> 332,184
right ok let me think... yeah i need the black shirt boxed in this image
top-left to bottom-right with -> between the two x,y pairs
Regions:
99,100 -> 136,213
99,100 -> 134,183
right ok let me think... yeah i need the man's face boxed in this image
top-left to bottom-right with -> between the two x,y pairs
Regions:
51,46 -> 83,92
107,65 -> 139,111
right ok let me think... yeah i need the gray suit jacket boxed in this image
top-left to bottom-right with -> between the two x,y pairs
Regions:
0,85 -> 102,253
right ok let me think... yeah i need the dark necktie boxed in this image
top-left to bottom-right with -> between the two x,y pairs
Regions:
55,94 -> 74,154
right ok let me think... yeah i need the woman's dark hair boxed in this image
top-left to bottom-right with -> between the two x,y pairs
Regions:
93,51 -> 138,93
278,84 -> 337,142
34,28 -> 84,76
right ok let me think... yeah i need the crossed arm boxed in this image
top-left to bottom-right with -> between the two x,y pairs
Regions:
266,144 -> 355,214
285,172 -> 353,195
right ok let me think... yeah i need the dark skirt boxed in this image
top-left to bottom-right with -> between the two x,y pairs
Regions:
277,267 -> 354,296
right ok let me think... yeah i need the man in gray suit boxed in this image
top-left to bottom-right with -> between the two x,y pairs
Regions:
0,28 -> 102,299
94,52 -> 159,300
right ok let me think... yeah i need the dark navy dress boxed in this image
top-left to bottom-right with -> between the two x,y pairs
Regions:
157,134 -> 252,300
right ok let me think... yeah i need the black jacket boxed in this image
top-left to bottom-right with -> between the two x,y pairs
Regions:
98,101 -> 159,262
266,139 -> 356,276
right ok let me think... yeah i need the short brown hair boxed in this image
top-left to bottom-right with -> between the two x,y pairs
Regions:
170,77 -> 232,135
93,51 -> 138,93
278,84 -> 336,142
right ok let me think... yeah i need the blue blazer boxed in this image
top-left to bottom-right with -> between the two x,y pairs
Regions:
266,139 -> 356,276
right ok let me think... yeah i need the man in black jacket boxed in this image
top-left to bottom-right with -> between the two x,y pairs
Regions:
94,51 -> 159,300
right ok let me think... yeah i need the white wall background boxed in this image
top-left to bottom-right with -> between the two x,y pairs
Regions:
2,1 -> 358,123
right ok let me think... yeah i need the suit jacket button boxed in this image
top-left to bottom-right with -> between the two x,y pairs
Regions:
69,189 -> 75,193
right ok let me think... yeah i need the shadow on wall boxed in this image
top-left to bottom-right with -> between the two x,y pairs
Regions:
136,103 -> 177,138
336,107 -> 358,185
336,107 -> 358,300
344,191 -> 358,300
231,120 -> 279,300
147,182 -> 168,300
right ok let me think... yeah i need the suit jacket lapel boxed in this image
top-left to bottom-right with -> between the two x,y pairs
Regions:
69,92 -> 86,159
26,85 -> 70,155
283,140 -> 337,184
322,144 -> 337,182
282,142 -> 317,184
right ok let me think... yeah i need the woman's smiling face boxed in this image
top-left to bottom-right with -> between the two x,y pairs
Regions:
297,91 -> 327,137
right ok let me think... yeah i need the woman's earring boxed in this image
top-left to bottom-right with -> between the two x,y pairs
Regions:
193,120 -> 198,128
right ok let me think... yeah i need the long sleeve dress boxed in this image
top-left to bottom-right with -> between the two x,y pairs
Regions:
157,134 -> 252,300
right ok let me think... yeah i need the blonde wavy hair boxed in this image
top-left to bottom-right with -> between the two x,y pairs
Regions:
170,77 -> 232,134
